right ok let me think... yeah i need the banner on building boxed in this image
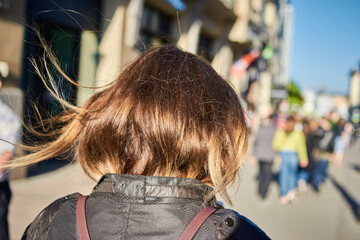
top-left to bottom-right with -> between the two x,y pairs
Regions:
230,50 -> 261,78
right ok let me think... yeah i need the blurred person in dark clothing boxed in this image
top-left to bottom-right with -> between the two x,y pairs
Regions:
297,119 -> 318,192
312,117 -> 335,192
303,119 -> 319,171
250,114 -> 277,199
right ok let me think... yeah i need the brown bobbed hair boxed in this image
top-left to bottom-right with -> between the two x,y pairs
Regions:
10,45 -> 248,203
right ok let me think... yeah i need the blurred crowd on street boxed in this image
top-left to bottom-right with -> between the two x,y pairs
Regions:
249,101 -> 356,206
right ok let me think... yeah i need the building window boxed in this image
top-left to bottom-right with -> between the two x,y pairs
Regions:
0,0 -> 11,9
139,4 -> 173,52
197,33 -> 214,62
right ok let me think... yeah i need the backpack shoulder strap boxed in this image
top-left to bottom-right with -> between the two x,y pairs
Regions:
76,195 -> 90,240
76,195 -> 216,240
178,206 -> 217,240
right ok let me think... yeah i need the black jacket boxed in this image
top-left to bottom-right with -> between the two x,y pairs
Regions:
22,174 -> 270,240
314,127 -> 335,153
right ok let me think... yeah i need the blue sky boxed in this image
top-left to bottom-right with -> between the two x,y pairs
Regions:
291,0 -> 360,95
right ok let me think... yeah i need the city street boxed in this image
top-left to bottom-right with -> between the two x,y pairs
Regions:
8,145 -> 360,240
1,0 -> 359,239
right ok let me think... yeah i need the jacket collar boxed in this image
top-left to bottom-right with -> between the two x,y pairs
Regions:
91,174 -> 215,204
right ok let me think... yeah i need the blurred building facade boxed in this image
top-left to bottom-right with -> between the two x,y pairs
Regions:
333,94 -> 349,119
301,88 -> 316,116
302,88 -> 349,119
0,0 -> 296,145
349,69 -> 360,107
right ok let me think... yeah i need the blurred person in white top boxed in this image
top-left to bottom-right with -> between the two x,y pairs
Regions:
0,75 -> 21,240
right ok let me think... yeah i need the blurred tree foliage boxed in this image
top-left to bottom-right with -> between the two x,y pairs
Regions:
287,81 -> 304,111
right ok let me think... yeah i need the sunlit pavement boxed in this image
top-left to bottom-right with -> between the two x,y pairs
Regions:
8,163 -> 94,240
8,145 -> 360,240
219,143 -> 360,240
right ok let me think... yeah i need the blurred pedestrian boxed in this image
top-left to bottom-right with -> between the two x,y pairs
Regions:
246,103 -> 260,134
0,77 -> 21,240
9,46 -> 270,239
349,108 -> 360,145
297,118 -> 318,192
274,112 -> 285,130
312,117 -> 335,192
332,119 -> 349,167
272,115 -> 308,205
251,114 -> 277,199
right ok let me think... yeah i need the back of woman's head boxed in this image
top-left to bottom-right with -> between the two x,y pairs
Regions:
12,45 -> 248,202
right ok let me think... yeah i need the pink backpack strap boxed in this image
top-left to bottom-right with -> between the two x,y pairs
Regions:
178,206 -> 217,240
76,195 -> 90,240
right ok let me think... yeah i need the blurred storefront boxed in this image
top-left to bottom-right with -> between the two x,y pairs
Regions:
0,0 -> 102,177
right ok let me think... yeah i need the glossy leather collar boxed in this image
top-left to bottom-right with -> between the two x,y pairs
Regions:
91,173 -> 215,204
